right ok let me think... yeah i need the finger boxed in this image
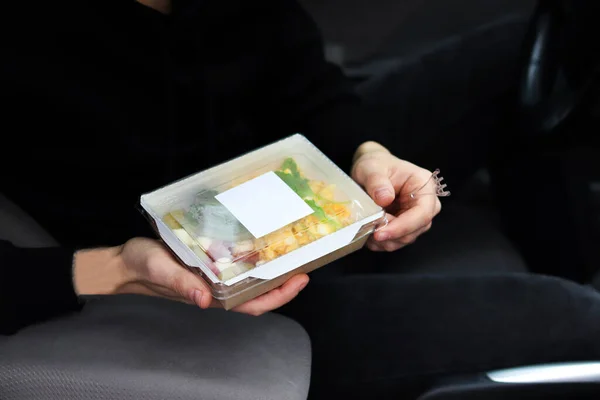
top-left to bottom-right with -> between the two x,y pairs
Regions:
374,196 -> 438,241
368,213 -> 396,250
395,224 -> 430,246
144,249 -> 213,308
398,222 -> 432,244
369,220 -> 432,252
352,158 -> 395,207
367,237 -> 386,252
377,222 -> 433,252
166,269 -> 213,309
382,240 -> 407,252
233,274 -> 309,316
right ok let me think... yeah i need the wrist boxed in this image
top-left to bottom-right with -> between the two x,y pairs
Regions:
73,246 -> 132,296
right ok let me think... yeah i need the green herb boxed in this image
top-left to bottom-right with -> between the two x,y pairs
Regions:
276,158 -> 342,230
304,199 -> 326,219
281,158 -> 301,178
305,199 -> 342,230
315,193 -> 351,206
274,164 -> 315,199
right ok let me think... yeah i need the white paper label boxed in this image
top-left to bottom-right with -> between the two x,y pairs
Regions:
215,171 -> 313,238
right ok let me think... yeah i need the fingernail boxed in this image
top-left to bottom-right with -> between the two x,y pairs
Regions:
191,289 -> 203,307
376,231 -> 389,241
374,188 -> 393,201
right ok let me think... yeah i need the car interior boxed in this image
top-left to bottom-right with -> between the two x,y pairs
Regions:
1,0 -> 600,399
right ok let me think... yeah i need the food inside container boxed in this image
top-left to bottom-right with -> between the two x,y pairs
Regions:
161,157 -> 358,282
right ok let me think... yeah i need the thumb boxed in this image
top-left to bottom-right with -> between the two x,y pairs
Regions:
141,248 -> 213,309
353,158 -> 395,207
170,269 -> 213,309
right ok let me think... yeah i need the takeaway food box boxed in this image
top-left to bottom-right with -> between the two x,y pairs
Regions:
140,134 -> 387,309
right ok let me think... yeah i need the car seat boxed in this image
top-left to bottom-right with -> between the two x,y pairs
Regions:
0,192 -> 312,400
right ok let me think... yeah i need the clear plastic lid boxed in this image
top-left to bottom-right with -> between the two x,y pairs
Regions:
141,134 -> 384,283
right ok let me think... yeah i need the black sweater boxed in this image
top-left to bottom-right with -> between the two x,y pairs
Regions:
0,0 -> 385,334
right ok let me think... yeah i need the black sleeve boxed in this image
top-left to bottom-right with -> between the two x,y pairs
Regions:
256,0 -> 390,171
0,240 -> 83,335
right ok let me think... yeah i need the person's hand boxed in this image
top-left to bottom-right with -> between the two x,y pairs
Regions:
351,141 -> 442,252
74,238 -> 309,316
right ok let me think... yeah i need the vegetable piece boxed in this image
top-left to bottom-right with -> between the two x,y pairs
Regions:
232,240 -> 254,255
305,199 -> 342,230
208,240 -> 232,260
215,258 -> 234,272
173,229 -> 197,247
274,159 -> 337,227
281,158 -> 302,178
275,170 -> 313,200
317,184 -> 336,202
196,236 -> 213,251
309,180 -> 326,194
275,158 -> 315,199
163,212 -> 183,230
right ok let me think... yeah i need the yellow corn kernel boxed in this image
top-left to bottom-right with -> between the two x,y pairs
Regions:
284,244 -> 299,253
309,180 -> 326,194
308,225 -> 323,239
291,223 -> 305,235
296,232 -> 312,246
261,247 -> 277,261
303,215 -> 320,225
318,184 -> 337,201
323,204 -> 351,221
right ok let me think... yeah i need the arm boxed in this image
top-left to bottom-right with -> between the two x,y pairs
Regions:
0,240 -> 134,335
0,241 -> 83,335
256,0 -> 390,171
255,0 -> 443,254
1,237 -> 310,335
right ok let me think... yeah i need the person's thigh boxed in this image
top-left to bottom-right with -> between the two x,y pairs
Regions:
280,273 -> 600,399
